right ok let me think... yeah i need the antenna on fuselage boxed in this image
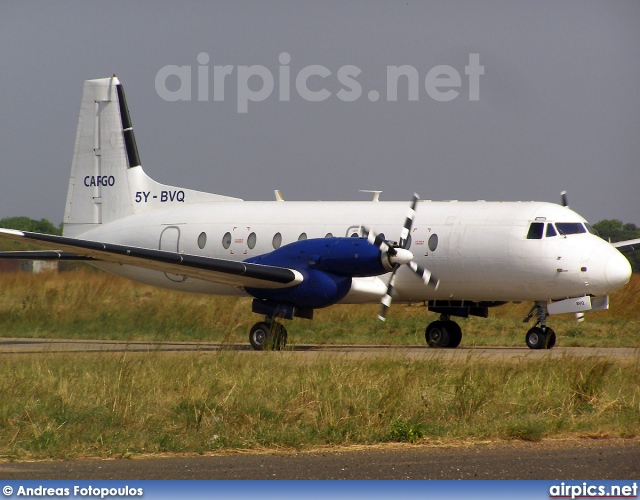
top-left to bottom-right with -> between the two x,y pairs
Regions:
359,190 -> 382,202
560,190 -> 569,208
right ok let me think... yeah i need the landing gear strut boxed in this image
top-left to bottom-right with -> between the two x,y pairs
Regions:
425,315 -> 462,348
249,318 -> 288,351
523,302 -> 556,349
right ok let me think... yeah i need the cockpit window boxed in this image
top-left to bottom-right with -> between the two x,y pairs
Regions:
585,223 -> 598,236
555,222 -> 587,235
526,222 -> 544,239
546,224 -> 557,237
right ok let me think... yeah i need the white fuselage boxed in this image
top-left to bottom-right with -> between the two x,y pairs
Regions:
77,199 -> 631,304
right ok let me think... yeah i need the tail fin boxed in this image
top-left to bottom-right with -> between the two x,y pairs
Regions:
63,76 -> 240,237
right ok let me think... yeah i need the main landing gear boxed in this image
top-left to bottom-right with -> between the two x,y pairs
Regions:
523,301 -> 556,349
425,315 -> 462,348
423,304 -> 559,350
249,318 -> 288,351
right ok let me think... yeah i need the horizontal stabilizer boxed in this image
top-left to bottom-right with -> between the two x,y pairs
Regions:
0,229 -> 303,289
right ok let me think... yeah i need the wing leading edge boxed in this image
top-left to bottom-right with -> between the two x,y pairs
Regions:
0,229 -> 303,289
613,238 -> 640,255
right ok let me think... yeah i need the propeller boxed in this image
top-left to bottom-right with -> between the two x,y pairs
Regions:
363,193 -> 439,321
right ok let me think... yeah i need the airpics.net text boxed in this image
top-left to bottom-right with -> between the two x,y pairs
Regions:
155,52 -> 484,113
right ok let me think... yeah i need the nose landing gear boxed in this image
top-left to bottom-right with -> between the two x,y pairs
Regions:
523,302 -> 556,349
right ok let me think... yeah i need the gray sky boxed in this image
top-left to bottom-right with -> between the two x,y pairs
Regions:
1,1 -> 639,225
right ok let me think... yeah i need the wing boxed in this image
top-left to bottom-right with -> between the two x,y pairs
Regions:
0,250 -> 94,260
612,238 -> 640,254
0,229 -> 303,289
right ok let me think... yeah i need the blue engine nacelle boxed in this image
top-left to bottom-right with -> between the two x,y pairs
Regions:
244,237 -> 389,309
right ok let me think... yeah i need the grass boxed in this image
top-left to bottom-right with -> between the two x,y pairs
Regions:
0,352 -> 638,460
0,269 -> 638,460
0,269 -> 638,347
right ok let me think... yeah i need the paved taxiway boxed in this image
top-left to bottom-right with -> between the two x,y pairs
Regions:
1,439 -> 638,479
1,338 -> 639,362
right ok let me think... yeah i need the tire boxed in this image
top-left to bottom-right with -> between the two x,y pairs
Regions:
526,327 -> 547,349
249,322 -> 271,351
446,321 -> 462,348
270,322 -> 288,350
426,321 -> 450,348
249,322 -> 288,351
545,328 -> 556,349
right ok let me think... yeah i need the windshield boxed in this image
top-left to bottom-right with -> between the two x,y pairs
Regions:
585,223 -> 598,235
555,222 -> 587,235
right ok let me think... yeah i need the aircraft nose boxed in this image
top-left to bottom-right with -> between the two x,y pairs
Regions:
606,250 -> 632,289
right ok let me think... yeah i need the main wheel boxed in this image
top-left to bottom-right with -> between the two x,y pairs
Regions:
425,321 -> 450,348
270,322 -> 288,350
446,321 -> 462,348
545,328 -> 556,349
249,322 -> 288,351
249,322 -> 271,351
526,327 -> 547,349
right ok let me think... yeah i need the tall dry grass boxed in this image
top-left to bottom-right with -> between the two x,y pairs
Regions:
0,269 -> 638,346
0,351 -> 638,459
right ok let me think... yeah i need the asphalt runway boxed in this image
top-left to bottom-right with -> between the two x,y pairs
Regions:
1,338 -> 639,362
1,439 -> 639,479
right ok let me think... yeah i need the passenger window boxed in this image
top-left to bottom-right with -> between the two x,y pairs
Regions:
527,222 -> 544,239
247,232 -> 257,249
428,234 -> 438,251
298,233 -> 307,241
325,233 -> 333,238
197,232 -> 207,249
222,232 -> 232,249
546,224 -> 557,237
272,232 -> 282,249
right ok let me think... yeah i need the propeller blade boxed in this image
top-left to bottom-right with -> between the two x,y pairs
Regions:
399,193 -> 419,249
378,264 -> 399,321
364,227 -> 393,255
378,261 -> 438,322
407,261 -> 439,289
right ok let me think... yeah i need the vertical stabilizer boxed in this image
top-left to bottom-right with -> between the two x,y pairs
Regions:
64,76 -> 136,235
63,76 -> 242,238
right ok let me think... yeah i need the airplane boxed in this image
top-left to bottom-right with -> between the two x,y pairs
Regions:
0,76 -> 635,350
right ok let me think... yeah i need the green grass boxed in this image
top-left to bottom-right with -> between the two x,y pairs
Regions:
0,269 -> 638,347
0,352 -> 638,460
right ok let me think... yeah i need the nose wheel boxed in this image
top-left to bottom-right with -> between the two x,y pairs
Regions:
523,302 -> 557,349
525,327 -> 556,349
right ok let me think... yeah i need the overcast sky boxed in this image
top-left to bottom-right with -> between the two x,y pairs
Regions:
1,1 -> 639,225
